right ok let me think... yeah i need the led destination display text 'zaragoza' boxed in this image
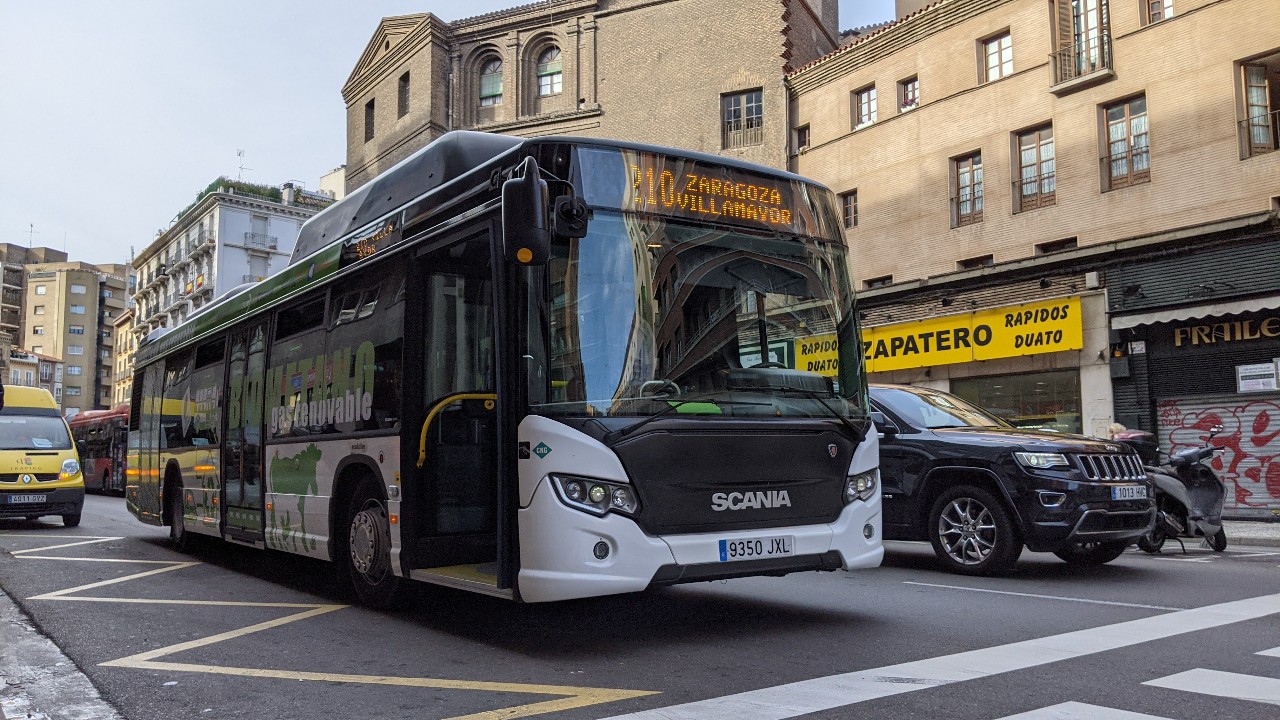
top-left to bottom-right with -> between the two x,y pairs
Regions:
630,161 -> 794,228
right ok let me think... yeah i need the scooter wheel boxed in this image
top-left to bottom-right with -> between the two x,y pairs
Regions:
1137,530 -> 1165,554
1208,528 -> 1227,552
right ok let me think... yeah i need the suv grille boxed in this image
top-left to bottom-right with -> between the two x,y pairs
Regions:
1075,453 -> 1145,482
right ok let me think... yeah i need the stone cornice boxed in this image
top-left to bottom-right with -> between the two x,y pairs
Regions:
450,0 -> 598,37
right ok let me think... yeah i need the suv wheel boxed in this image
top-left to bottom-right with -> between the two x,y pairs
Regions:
928,485 -> 1022,576
1053,540 -> 1129,566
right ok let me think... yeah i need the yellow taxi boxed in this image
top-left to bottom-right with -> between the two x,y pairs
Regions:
0,385 -> 85,526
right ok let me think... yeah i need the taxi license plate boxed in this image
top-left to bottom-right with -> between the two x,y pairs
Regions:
719,536 -> 794,562
6,494 -> 46,504
1111,485 -> 1147,501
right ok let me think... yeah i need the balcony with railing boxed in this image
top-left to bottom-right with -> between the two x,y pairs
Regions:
1050,31 -> 1114,94
244,232 -> 278,251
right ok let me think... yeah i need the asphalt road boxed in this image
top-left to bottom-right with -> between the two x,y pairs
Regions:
2,494 -> 1279,720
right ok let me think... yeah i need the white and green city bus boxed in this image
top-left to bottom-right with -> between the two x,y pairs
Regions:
126,131 -> 882,604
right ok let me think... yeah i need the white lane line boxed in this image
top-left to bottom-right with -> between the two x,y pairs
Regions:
1258,646 -> 1280,658
1231,552 -> 1280,558
998,701 -> 1173,719
1145,669 -> 1280,706
597,593 -> 1280,720
902,582 -> 1185,611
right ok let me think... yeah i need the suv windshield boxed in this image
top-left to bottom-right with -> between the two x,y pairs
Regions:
872,386 -> 1008,429
0,415 -> 73,450
527,209 -> 866,420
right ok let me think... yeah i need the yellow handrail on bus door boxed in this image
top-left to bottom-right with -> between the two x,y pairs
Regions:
416,393 -> 497,468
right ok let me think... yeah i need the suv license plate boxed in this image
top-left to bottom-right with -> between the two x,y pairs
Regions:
1111,485 -> 1148,501
7,494 -> 46,504
719,536 -> 794,562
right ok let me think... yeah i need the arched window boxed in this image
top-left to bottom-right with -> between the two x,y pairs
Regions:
536,47 -> 562,97
479,57 -> 503,106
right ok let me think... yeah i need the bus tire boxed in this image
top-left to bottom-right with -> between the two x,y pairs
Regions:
168,482 -> 196,552
62,512 -> 81,527
340,477 -> 401,609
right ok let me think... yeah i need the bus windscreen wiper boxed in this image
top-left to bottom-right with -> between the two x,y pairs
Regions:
730,384 -> 868,443
602,393 -> 767,445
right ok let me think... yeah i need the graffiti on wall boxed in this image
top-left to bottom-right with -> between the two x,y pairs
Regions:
1157,397 -> 1280,514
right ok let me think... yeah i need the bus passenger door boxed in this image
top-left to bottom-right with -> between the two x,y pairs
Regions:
406,234 -> 500,571
222,322 -> 267,542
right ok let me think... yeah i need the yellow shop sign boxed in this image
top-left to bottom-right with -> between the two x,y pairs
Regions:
795,333 -> 840,376
863,296 -> 1083,372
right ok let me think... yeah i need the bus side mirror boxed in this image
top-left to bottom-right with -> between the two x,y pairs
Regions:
501,157 -> 551,266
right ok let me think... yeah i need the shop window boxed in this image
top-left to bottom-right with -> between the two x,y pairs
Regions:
951,369 -> 1082,434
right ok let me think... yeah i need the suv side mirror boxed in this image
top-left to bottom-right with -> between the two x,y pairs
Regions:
501,156 -> 551,266
871,410 -> 897,440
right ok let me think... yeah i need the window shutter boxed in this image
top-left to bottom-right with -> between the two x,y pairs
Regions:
1056,0 -> 1073,48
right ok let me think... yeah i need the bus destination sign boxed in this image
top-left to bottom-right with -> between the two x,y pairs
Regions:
626,152 -> 797,231
341,217 -> 403,265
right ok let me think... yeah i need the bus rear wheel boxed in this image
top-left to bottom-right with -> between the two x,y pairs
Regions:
341,478 -> 400,608
168,484 -> 196,552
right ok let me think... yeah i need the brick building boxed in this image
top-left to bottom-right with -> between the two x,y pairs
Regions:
342,0 -> 843,191
788,0 -> 1280,516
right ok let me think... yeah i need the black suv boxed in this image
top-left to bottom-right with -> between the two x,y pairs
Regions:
870,384 -> 1155,575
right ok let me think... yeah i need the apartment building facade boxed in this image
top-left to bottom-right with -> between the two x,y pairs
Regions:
6,350 -> 63,401
131,180 -> 331,342
789,0 -> 1280,516
0,244 -> 68,340
342,0 -> 842,191
22,262 -> 129,415
111,307 -> 135,406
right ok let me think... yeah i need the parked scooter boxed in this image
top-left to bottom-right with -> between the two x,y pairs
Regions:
1115,426 -> 1228,554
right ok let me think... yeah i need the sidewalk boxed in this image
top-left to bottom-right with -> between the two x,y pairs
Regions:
1223,519 -> 1280,548
0,589 -> 122,720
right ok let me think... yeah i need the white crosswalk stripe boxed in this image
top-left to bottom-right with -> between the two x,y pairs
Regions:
998,701 -> 1172,719
1258,646 -> 1280,658
1145,669 -> 1280,706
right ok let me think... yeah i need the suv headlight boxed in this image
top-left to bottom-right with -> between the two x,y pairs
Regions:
845,470 -> 877,503
60,458 -> 81,480
1014,452 -> 1070,469
550,475 -> 640,517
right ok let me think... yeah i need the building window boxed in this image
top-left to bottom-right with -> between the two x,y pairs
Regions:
864,275 -> 893,289
24,371 -> 33,386
536,47 -> 562,97
795,124 -> 810,153
982,32 -> 1013,82
70,284 -> 87,294
66,386 -> 81,397
34,305 -> 45,315
952,152 -> 984,227
899,76 -> 919,111
1036,237 -> 1078,254
364,99 -> 375,142
397,72 -> 410,117
958,254 -> 995,270
721,89 -> 763,149
8,369 -> 16,384
1055,0 -> 1112,83
480,57 -> 504,107
70,304 -> 86,314
1104,95 -> 1150,189
69,325 -> 84,334
1242,58 -> 1279,157
68,366 -> 83,376
35,285 -> 46,295
853,85 -> 877,128
1016,125 -> 1056,212
32,325 -> 43,335
1144,0 -> 1173,24
31,346 -> 42,354
39,366 -> 51,382
841,190 -> 858,228
68,345 -> 84,355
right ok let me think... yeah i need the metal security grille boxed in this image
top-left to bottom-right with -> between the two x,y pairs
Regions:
1075,453 -> 1145,481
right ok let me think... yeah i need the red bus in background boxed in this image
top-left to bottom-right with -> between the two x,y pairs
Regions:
69,404 -> 129,495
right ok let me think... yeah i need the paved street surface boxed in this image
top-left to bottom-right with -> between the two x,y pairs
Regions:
3,495 -> 1280,720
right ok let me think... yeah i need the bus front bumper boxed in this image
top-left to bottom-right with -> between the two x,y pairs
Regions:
0,486 -> 85,520
517,479 -> 883,603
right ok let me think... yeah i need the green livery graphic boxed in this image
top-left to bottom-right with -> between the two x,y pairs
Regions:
268,443 -> 322,552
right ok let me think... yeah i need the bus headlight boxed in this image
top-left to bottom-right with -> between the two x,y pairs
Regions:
845,470 -> 877,504
60,459 -> 81,480
550,475 -> 640,517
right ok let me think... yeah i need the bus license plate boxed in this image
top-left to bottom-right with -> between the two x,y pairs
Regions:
6,494 -> 46,504
719,536 -> 794,562
1111,485 -> 1147,501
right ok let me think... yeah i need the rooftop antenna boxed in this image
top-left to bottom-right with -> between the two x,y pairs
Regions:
25,223 -> 38,248
236,149 -> 252,182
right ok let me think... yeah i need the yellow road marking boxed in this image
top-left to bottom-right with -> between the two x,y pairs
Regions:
2,532 -> 658,719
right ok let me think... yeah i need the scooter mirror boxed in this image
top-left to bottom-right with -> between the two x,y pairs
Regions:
1208,424 -> 1223,439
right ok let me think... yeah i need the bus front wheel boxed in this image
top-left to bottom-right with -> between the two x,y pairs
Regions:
168,484 -> 196,551
341,478 -> 401,608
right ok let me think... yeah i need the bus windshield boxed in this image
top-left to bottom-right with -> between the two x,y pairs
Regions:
531,209 -> 865,419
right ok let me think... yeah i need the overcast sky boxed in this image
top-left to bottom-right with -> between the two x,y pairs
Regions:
0,0 -> 896,267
